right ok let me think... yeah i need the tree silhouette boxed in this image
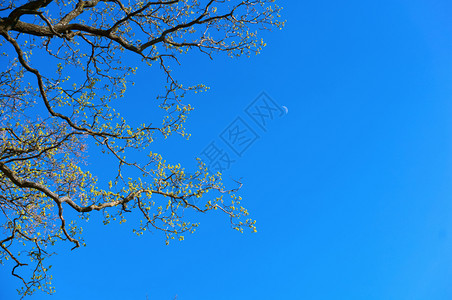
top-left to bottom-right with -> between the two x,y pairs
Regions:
0,0 -> 283,296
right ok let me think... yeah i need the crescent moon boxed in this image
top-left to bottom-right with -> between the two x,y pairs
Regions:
282,106 -> 288,114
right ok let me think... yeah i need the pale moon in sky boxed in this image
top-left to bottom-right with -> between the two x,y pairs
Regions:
282,106 -> 289,114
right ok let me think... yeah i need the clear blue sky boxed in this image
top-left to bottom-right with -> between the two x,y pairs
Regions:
2,0 -> 452,299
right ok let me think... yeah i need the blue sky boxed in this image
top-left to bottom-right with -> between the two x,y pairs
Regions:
2,0 -> 452,299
